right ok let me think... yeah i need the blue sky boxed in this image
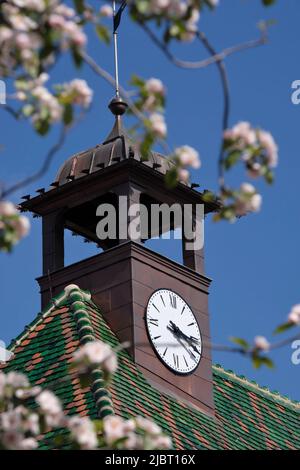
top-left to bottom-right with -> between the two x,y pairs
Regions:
1,0 -> 300,400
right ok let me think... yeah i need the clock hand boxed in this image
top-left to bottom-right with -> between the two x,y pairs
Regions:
167,324 -> 197,361
168,322 -> 201,355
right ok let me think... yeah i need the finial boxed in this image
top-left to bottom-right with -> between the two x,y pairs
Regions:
108,2 -> 128,124
108,96 -> 128,115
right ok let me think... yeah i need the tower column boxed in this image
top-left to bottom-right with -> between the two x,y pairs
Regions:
182,210 -> 205,274
114,182 -> 143,244
42,210 -> 65,275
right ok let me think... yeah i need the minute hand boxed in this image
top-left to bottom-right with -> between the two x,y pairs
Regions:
169,322 -> 201,354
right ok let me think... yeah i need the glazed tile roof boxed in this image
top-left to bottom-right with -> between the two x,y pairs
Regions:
2,285 -> 300,450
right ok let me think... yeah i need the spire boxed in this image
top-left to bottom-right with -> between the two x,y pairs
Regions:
106,0 -> 128,140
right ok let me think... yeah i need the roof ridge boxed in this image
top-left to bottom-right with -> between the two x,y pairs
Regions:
8,284 -> 114,419
213,364 -> 300,412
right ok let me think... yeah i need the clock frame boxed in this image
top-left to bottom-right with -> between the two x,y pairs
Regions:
145,288 -> 202,376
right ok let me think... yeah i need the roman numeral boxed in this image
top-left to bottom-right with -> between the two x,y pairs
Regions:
163,347 -> 168,357
187,322 -> 195,326
183,355 -> 188,367
181,306 -> 185,315
169,294 -> 177,309
149,318 -> 158,326
152,303 -> 160,313
160,295 -> 166,307
173,353 -> 179,368
153,335 -> 161,340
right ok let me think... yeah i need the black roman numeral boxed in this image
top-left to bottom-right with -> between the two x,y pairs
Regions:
160,295 -> 166,307
173,353 -> 179,368
154,335 -> 161,340
149,318 -> 158,326
170,294 -> 177,309
183,355 -> 188,367
163,347 -> 168,357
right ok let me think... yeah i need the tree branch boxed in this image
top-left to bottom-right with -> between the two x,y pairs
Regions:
140,22 -> 267,70
196,30 -> 230,189
1,125 -> 67,199
80,50 -> 145,123
81,50 -> 171,154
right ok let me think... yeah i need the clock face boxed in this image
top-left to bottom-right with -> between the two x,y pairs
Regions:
145,289 -> 202,375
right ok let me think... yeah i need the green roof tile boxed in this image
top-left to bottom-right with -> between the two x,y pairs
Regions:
1,285 -> 299,450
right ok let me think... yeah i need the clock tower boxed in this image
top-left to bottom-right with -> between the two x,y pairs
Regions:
20,97 -> 218,416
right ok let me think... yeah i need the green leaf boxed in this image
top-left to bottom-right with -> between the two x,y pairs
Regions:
34,119 -> 50,136
73,0 -> 85,14
202,191 -> 216,203
95,24 -> 111,45
22,104 -> 34,117
130,74 -> 145,88
230,337 -> 250,350
224,150 -> 241,170
71,47 -> 83,68
140,132 -> 154,160
273,322 -> 295,335
261,357 -> 275,369
63,104 -> 73,125
262,0 -> 276,6
264,169 -> 274,184
165,167 -> 178,189
252,355 -> 274,369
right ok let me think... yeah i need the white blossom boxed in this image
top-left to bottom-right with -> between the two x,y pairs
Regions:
36,390 -> 63,427
73,340 -> 118,374
254,336 -> 270,352
136,416 -> 161,435
149,113 -> 167,138
68,416 -> 98,449
288,304 -> 300,325
235,183 -> 262,216
224,121 -> 256,146
178,168 -> 189,183
99,4 -> 113,17
1,430 -> 23,450
145,78 -> 165,96
103,415 -> 127,445
0,201 -> 18,216
150,434 -> 172,449
62,79 -> 93,107
6,371 -> 29,388
19,437 -> 38,449
258,130 -> 278,168
175,145 -> 201,169
11,0 -> 45,12
12,215 -> 30,238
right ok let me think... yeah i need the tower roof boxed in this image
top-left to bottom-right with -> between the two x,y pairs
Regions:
2,285 -> 300,450
55,98 -> 175,188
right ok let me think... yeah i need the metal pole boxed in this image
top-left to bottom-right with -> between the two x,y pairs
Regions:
113,0 -> 120,98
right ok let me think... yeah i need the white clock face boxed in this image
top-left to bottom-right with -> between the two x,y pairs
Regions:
145,289 -> 202,375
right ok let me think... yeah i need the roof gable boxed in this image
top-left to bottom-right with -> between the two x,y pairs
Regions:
3,285 -> 300,450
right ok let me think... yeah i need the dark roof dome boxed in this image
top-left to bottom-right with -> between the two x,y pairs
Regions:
55,98 -> 174,187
